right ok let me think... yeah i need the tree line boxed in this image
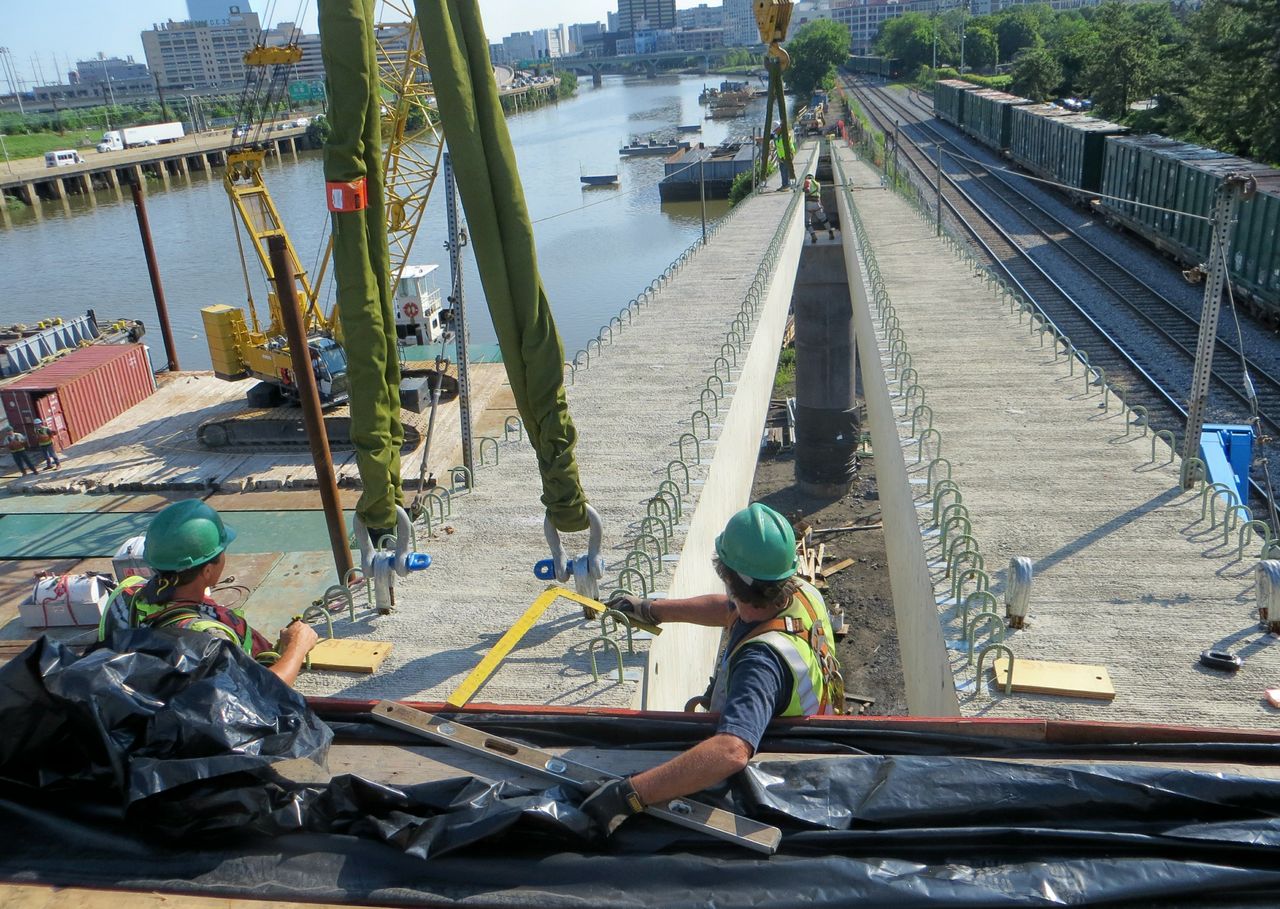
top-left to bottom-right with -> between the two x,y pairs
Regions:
874,0 -> 1280,164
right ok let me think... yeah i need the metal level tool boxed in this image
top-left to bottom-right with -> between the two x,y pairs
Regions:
370,701 -> 782,855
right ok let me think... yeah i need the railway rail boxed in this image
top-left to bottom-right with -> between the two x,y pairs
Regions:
842,74 -> 1280,518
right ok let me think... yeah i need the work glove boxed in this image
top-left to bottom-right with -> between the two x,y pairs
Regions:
605,592 -> 658,626
580,776 -> 645,836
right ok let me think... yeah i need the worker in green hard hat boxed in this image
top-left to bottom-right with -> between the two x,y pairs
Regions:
99,500 -> 319,685
583,502 -> 845,836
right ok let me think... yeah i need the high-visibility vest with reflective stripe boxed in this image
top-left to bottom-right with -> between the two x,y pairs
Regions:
804,178 -> 821,201
7,434 -> 27,452
709,581 -> 844,718
34,427 -> 53,445
99,576 -> 255,656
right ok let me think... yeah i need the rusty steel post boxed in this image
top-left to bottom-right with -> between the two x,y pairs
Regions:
128,176 -> 181,372
268,234 -> 354,581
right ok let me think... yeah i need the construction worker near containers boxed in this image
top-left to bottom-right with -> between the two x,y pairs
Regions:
584,502 -> 845,835
772,123 -> 793,190
5,428 -> 39,476
32,418 -> 60,469
802,173 -> 835,242
99,500 -> 319,686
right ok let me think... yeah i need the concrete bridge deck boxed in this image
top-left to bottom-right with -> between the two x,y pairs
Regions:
834,145 -> 1279,728
284,147 -> 816,708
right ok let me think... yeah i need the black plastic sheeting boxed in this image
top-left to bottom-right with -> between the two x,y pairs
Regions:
3,632 -> 1280,907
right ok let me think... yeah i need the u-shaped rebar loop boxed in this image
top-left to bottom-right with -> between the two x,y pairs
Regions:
634,531 -> 665,565
573,348 -> 590,369
657,479 -> 683,520
320,583 -> 356,624
937,498 -> 967,530
931,478 -> 962,512
961,589 -> 999,628
911,403 -> 934,436
563,360 -> 576,385
1091,366 -> 1109,409
713,356 -> 732,383
599,609 -> 637,654
952,560 -> 988,603
647,495 -> 675,533
691,409 -> 712,440
477,436 -> 500,467
667,458 -> 691,494
600,323 -> 614,345
624,549 -> 657,589
620,307 -> 633,325
503,415 -> 524,443
926,457 -> 953,492
1200,482 -> 1236,525
1181,456 -> 1207,488
640,515 -> 670,551
903,384 -> 926,418
1223,504 -> 1253,542
916,426 -> 942,464
1151,429 -> 1177,465
450,465 -> 474,492
610,313 -> 624,334
654,487 -> 681,525
898,366 -> 919,395
617,565 -> 649,599
705,375 -> 725,399
677,432 -> 701,464
587,336 -> 603,358
892,350 -> 913,374
966,611 -> 1006,666
1128,404 -> 1150,438
978,643 -> 1016,695
587,635 -> 626,683
940,515 -> 971,553
946,533 -> 981,568
700,386 -> 720,418
720,343 -> 739,368
1238,520 -> 1272,560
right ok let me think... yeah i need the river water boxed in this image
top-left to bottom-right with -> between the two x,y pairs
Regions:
0,74 -> 765,370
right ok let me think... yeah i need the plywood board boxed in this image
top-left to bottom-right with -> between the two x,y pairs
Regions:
820,557 -> 855,578
308,638 -> 392,673
992,658 -> 1115,701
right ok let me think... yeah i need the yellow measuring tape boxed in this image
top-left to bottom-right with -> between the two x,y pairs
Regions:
445,586 -> 661,707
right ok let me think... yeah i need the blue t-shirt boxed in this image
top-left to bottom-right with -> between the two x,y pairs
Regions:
715,619 -> 794,753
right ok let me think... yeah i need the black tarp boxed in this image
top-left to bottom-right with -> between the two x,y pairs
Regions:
3,633 -> 1280,907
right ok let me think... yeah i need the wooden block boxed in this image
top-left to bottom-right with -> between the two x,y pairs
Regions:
820,557 -> 855,578
308,638 -> 392,673
992,658 -> 1115,701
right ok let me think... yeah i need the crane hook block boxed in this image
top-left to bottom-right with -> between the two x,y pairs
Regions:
327,178 -> 368,213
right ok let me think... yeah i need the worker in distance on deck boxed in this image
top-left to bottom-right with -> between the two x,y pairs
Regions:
32,418 -> 60,469
772,123 -> 792,190
583,503 -> 845,835
99,500 -> 319,685
5,427 -> 38,477
802,173 -> 835,242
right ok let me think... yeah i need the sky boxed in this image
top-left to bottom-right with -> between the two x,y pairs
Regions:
0,1 -> 712,88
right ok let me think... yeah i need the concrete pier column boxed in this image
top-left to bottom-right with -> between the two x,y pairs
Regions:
81,173 -> 97,207
289,136 -> 298,159
176,156 -> 189,180
793,242 -> 859,496
49,177 -> 66,201
157,161 -> 170,187
105,167 -> 121,201
20,183 -> 41,221
0,195 -> 11,228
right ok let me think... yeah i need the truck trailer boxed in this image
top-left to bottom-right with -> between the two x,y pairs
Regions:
96,122 -> 185,153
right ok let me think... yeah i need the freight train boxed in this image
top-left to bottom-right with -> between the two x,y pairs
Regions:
933,79 -> 1280,321
848,56 -> 902,79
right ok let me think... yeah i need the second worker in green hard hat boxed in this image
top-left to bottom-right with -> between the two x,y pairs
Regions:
99,500 -> 319,686
583,502 -> 845,835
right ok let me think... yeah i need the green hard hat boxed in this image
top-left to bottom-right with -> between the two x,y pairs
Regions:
144,500 -> 236,571
715,503 -> 797,581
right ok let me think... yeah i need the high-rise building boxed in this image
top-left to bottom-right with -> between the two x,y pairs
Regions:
141,9 -> 262,89
676,3 -> 725,29
616,0 -> 676,34
722,0 -> 759,45
186,0 -> 254,24
568,21 -> 606,52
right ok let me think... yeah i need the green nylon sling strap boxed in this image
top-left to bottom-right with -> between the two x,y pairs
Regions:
318,0 -> 404,531
414,0 -> 590,533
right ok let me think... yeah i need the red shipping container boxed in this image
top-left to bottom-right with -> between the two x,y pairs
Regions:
0,344 -> 155,447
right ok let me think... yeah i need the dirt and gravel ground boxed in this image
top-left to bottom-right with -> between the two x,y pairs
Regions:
750,355 -> 908,715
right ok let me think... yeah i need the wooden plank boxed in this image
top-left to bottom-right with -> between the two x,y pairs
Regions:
307,638 -> 393,673
992,658 -> 1115,701
820,557 -> 855,578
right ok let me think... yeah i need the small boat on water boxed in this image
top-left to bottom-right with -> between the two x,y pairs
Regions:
580,174 -> 619,186
619,137 -> 690,156
677,124 -> 702,133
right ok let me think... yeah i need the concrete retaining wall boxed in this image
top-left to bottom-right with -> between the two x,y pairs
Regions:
836,157 -> 959,716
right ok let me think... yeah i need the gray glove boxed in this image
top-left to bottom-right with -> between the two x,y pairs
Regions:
605,592 -> 658,625
579,776 -> 645,835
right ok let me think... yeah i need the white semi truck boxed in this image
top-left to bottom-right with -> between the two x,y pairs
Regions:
96,122 -> 185,153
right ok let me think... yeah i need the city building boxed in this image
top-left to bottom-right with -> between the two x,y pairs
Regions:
491,26 -> 570,64
141,8 -> 262,90
674,27 -> 727,50
32,54 -> 153,103
722,0 -> 760,45
676,3 -> 726,29
186,0 -> 253,24
616,0 -> 677,34
568,21 -> 607,53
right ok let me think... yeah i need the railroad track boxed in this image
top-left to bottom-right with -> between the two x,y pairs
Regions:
843,75 -> 1280,516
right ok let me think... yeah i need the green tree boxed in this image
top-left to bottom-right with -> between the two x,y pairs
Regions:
1079,2 -> 1182,119
963,24 -> 999,71
876,12 -> 947,74
1010,46 -> 1064,99
1180,0 -> 1280,161
786,19 -> 851,100
555,70 -> 578,98
1043,11 -> 1097,91
993,6 -> 1045,64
